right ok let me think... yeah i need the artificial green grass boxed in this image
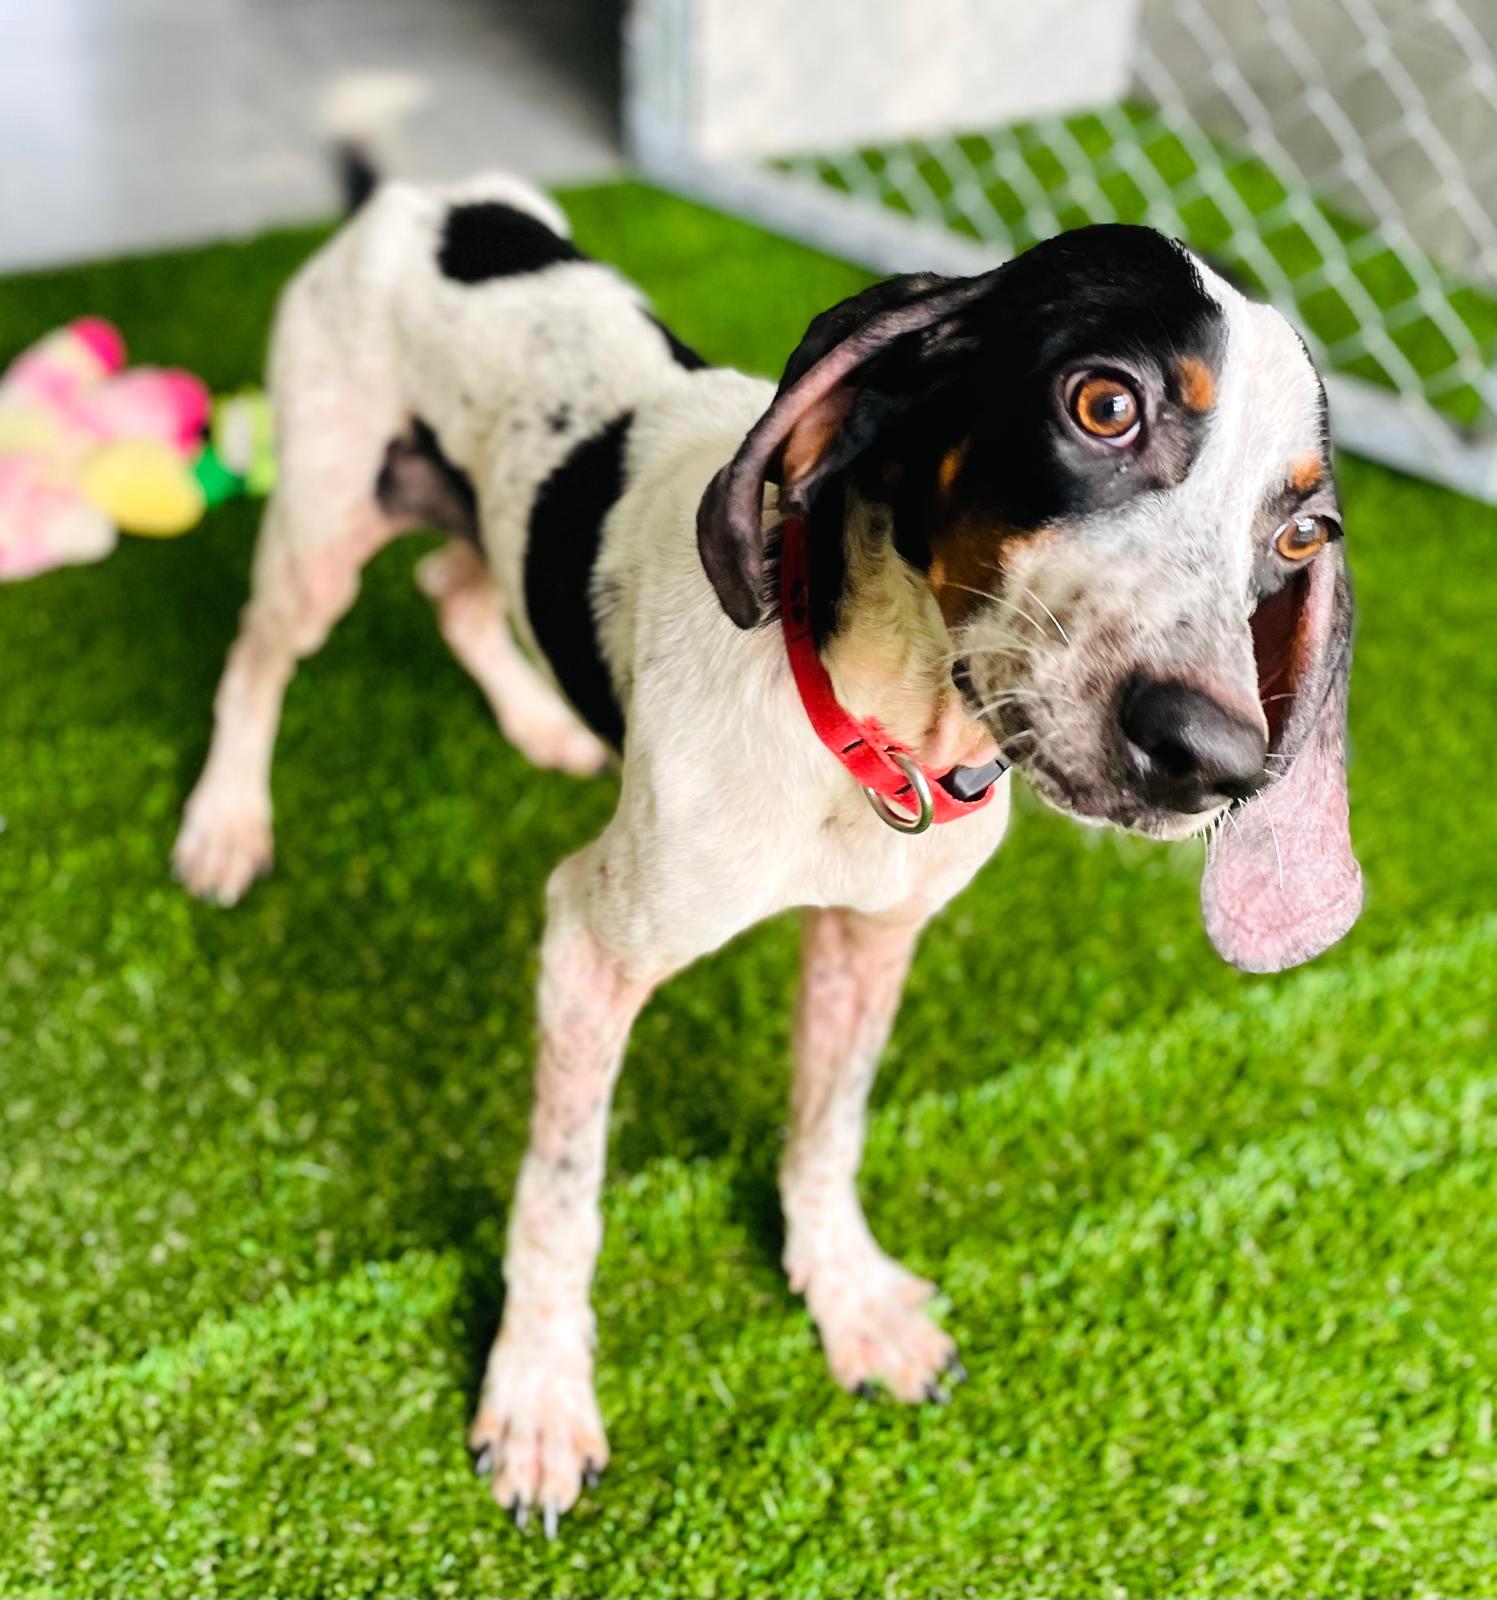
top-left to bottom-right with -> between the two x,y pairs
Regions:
2,179 -> 1497,1597
793,104 -> 1497,427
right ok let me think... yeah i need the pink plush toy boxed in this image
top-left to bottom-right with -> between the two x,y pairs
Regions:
0,318 -> 212,581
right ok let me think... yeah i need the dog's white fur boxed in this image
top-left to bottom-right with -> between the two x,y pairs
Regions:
175,175 -> 1011,1526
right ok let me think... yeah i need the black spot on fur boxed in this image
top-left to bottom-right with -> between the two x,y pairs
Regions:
647,313 -> 708,371
437,202 -> 583,284
375,419 -> 479,542
524,415 -> 631,751
547,406 -> 572,436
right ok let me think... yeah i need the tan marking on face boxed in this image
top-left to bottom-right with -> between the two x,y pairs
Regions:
927,510 -> 1004,629
936,439 -> 969,498
927,509 -> 1049,630
1289,454 -> 1323,494
1174,355 -> 1216,412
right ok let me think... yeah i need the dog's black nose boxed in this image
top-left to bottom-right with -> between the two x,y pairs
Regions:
1119,676 -> 1267,811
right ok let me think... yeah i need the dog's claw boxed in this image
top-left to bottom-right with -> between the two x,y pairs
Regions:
471,1443 -> 493,1477
922,1378 -> 950,1405
854,1380 -> 877,1401
582,1457 -> 602,1490
512,1500 -> 529,1532
542,1500 -> 560,1540
944,1354 -> 968,1385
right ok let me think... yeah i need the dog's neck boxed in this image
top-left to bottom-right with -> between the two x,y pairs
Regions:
820,493 -> 998,771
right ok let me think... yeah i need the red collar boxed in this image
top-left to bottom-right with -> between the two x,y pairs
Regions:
778,514 -> 1005,832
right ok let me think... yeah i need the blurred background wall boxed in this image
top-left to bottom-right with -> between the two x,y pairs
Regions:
4,0 -> 1490,498
0,0 -> 623,272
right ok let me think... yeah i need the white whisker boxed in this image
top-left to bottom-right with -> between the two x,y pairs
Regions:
1265,807 -> 1285,892
939,581 -> 1052,642
941,635 -> 1044,667
1002,578 -> 1070,645
972,688 -> 1084,719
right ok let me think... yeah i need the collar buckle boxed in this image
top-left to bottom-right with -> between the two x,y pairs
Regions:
863,751 -> 934,834
778,513 -> 1000,832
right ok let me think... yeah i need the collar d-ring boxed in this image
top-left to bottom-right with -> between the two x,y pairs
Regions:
864,751 -> 934,834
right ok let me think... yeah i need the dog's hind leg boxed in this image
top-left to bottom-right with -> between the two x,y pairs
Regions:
173,487 -> 395,905
415,540 -> 608,777
780,904 -> 961,1402
173,231 -> 418,905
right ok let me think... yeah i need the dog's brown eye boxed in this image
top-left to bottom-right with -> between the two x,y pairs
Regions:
1070,374 -> 1140,442
1274,515 -> 1329,561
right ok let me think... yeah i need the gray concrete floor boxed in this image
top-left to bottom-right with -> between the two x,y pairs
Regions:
0,0 -> 623,271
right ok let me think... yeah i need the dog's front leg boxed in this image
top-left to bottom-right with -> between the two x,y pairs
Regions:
470,845 -> 656,1533
781,904 -> 960,1402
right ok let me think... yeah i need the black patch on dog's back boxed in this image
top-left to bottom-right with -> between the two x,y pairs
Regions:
437,202 -> 584,284
524,415 -> 631,750
375,418 -> 480,542
648,313 -> 708,371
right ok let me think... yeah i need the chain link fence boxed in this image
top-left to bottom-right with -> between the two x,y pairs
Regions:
626,0 -> 1497,500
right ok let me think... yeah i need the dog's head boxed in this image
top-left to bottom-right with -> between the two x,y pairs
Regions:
698,223 -> 1361,973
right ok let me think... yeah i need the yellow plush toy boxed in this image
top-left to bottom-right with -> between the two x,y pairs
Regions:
79,438 -> 207,536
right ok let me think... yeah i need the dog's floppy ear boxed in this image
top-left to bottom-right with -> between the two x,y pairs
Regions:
696,270 -> 998,628
1202,543 -> 1362,971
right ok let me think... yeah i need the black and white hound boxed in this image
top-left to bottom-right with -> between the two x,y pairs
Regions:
174,159 -> 1361,1531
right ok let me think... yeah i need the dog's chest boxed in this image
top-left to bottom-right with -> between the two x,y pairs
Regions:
802,776 -> 1013,915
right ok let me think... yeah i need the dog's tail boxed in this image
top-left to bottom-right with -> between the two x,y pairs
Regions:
318,71 -> 428,214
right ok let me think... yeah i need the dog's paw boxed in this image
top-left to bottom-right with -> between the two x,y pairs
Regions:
793,1249 -> 961,1403
172,792 -> 273,906
505,714 -> 610,779
469,1343 -> 608,1535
